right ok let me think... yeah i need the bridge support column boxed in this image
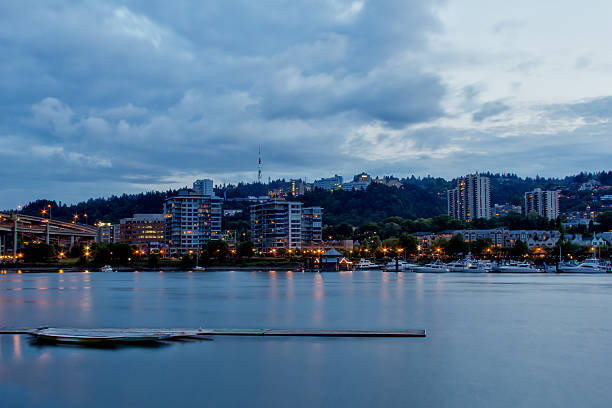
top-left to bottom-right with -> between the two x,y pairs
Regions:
13,214 -> 17,261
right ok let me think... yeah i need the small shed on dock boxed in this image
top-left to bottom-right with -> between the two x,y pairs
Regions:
321,248 -> 343,271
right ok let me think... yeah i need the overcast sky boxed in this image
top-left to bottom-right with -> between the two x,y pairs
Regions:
2,0 -> 612,208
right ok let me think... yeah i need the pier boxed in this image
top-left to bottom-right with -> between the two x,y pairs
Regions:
0,327 -> 426,341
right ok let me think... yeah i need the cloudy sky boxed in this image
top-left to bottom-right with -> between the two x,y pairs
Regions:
2,0 -> 612,208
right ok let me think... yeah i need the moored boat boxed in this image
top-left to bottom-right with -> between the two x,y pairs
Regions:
411,260 -> 449,273
493,261 -> 539,273
557,257 -> 609,274
384,259 -> 417,270
355,258 -> 379,269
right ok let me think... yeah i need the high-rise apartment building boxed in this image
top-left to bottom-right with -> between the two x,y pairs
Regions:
250,200 -> 323,252
447,173 -> 491,221
164,189 -> 222,255
524,188 -> 559,220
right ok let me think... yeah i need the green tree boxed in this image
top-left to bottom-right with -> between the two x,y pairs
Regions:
23,243 -> 56,263
180,253 -> 195,268
206,240 -> 229,260
398,233 -> 418,256
447,234 -> 468,257
147,254 -> 159,268
596,211 -> 612,231
237,240 -> 255,258
510,240 -> 529,257
470,238 -> 493,257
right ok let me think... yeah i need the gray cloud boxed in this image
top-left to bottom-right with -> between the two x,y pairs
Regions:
472,100 -> 511,122
1,1 -> 612,209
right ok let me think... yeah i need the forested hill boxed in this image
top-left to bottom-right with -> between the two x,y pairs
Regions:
14,171 -> 612,225
300,183 -> 446,225
19,191 -> 177,224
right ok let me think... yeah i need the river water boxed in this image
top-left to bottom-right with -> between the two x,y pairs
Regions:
1,270 -> 611,407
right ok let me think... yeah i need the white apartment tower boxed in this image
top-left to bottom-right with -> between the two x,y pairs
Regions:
524,188 -> 559,220
447,173 -> 491,221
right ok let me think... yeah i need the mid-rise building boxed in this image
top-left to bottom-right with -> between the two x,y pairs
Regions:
119,214 -> 165,249
96,223 -> 120,243
447,173 -> 491,221
301,206 -> 323,244
193,179 -> 214,197
524,188 -> 559,220
164,189 -> 222,256
314,175 -> 343,191
493,204 -> 522,218
250,200 -> 323,252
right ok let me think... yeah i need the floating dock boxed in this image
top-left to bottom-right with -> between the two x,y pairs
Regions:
1,327 -> 425,340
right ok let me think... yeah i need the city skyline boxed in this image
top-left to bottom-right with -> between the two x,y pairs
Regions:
2,1 -> 612,208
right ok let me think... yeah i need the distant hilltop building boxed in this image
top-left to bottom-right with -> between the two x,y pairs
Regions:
313,172 -> 372,192
314,175 -> 343,191
342,172 -> 371,191
447,173 -> 491,221
524,188 -> 559,220
193,179 -> 214,197
492,204 -> 522,218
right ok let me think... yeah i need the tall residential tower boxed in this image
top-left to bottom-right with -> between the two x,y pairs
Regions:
447,173 -> 491,221
524,188 -> 559,220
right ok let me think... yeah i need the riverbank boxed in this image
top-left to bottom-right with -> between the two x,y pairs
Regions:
0,264 -> 304,273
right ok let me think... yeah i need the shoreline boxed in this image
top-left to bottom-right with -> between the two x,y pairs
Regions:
0,264 -> 304,273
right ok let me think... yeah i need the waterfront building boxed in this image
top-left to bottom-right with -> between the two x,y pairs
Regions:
164,189 -> 222,256
314,175 -> 343,191
452,229 -> 561,249
250,199 -> 323,252
193,179 -> 214,197
119,214 -> 165,252
493,204 -> 522,218
447,173 -> 491,221
301,206 -> 323,245
250,199 -> 303,252
524,188 -> 559,220
96,223 -> 119,243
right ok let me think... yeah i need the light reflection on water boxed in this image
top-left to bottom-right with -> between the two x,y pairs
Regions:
1,271 -> 612,407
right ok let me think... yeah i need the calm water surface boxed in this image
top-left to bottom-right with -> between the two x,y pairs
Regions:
1,270 -> 612,407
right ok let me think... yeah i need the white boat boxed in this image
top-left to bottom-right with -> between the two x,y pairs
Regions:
100,265 -> 114,273
355,258 -> 378,269
446,260 -> 466,272
557,258 -> 609,274
384,259 -> 417,270
411,260 -> 449,273
493,261 -> 539,273
463,259 -> 493,273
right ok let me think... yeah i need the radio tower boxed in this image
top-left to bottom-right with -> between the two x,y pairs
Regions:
258,145 -> 262,183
